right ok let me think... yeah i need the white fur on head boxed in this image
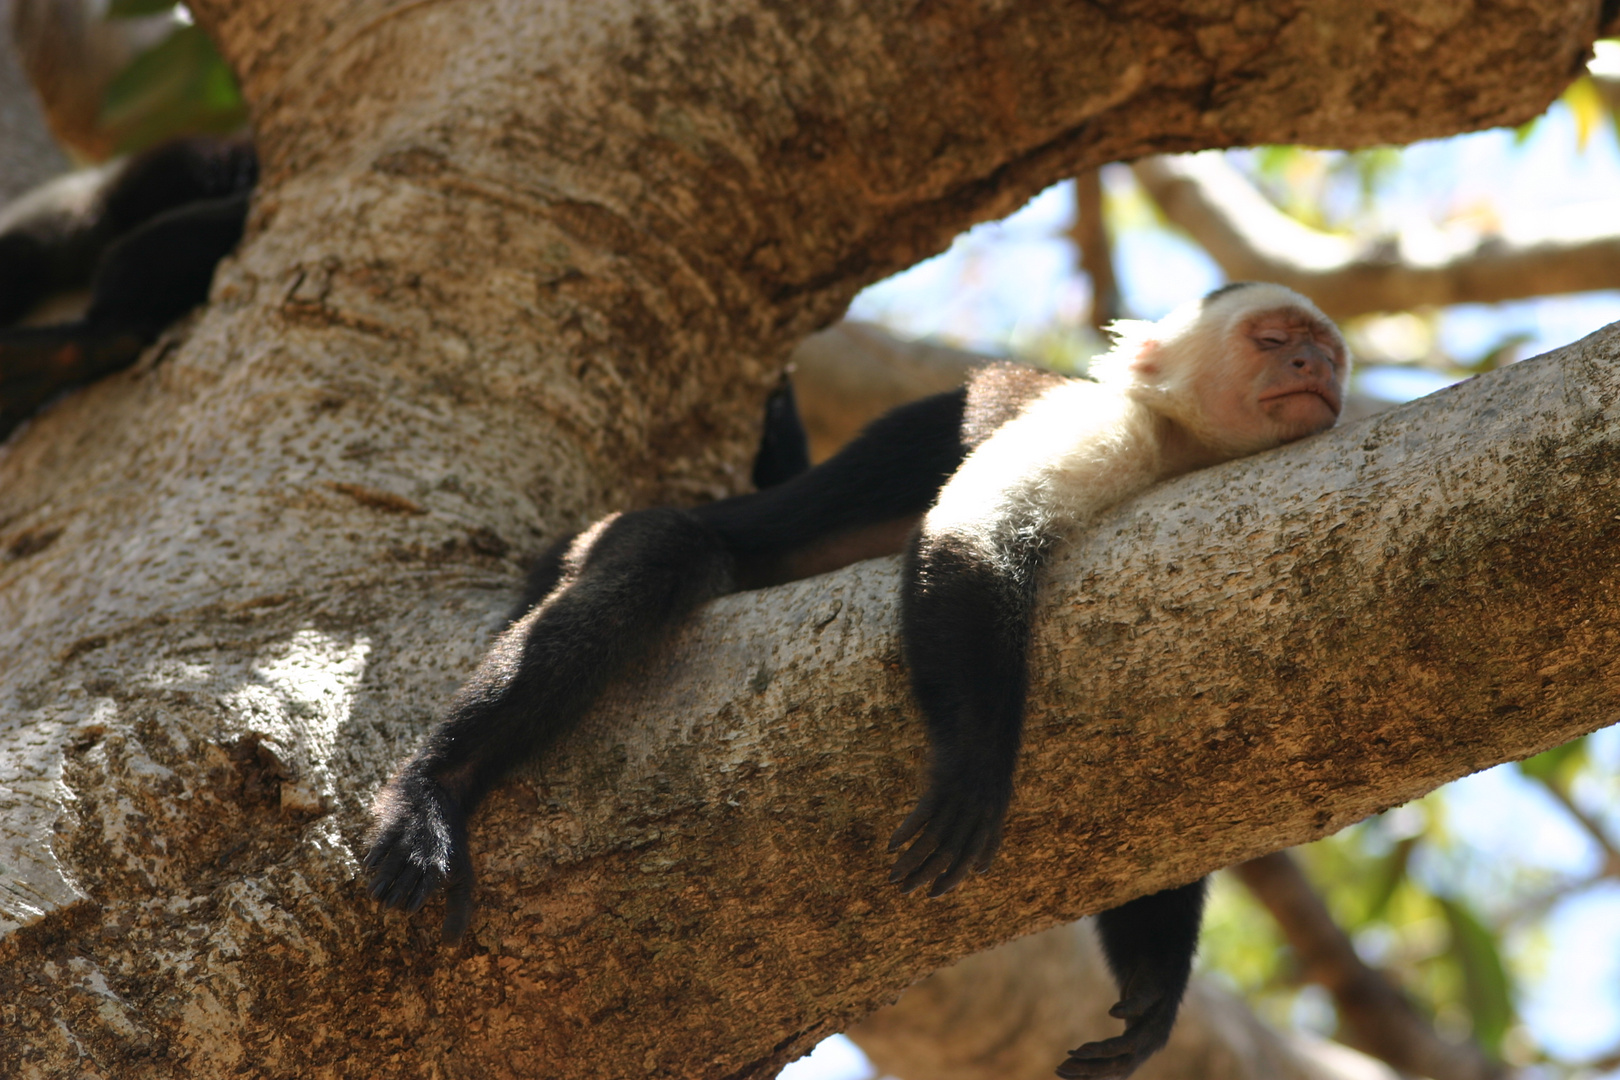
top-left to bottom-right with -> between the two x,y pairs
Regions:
1088,282 -> 1342,415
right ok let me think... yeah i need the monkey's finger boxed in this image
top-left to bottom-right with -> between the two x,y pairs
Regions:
441,894 -> 474,944
971,820 -> 1004,873
382,863 -> 430,912
887,794 -> 940,852
927,816 -> 995,897
901,844 -> 957,895
897,802 -> 980,893
1066,1034 -> 1135,1060
1107,988 -> 1160,1022
926,819 -> 984,893
362,838 -> 390,870
888,808 -> 955,886
1064,1013 -> 1167,1063
367,848 -> 410,902
403,867 -> 440,915
441,879 -> 475,944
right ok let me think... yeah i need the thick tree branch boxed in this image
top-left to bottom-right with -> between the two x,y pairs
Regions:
6,309 -> 1617,1079
1133,153 -> 1620,319
0,2 -> 1611,1077
1234,853 -> 1506,1080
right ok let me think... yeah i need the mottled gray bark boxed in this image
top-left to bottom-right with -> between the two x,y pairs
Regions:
0,1 -> 1609,1078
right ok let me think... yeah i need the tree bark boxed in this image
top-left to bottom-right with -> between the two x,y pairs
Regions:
0,1 -> 1609,1078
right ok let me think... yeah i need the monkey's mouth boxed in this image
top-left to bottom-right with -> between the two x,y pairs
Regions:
1261,387 -> 1341,417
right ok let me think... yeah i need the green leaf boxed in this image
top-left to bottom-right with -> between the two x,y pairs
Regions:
1562,76 -> 1606,153
1437,896 -> 1514,1055
107,0 -> 179,16
1517,737 -> 1587,788
98,25 -> 246,154
1362,836 -> 1416,923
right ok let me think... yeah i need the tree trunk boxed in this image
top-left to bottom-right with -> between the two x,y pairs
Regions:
0,1 -> 1606,1077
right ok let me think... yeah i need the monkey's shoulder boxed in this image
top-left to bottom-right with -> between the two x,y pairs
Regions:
961,361 -> 1081,449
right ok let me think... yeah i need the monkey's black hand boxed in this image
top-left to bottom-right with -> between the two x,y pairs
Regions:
886,775 -> 1009,897
1055,982 -> 1179,1079
364,773 -> 476,943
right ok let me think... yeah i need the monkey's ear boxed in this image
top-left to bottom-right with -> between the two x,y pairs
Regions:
1092,319 -> 1160,385
1128,338 -> 1163,378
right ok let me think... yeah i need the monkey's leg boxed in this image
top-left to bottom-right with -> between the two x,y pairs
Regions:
0,193 -> 251,440
697,387 -> 969,588
82,192 -> 250,331
1060,879 -> 1208,1079
365,509 -> 736,941
889,525 -> 1044,896
0,232 -> 56,326
368,389 -> 969,939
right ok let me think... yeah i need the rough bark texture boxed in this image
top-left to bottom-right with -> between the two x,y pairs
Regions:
0,1 -> 1610,1078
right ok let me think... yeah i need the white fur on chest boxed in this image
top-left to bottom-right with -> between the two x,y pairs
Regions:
925,379 -> 1164,555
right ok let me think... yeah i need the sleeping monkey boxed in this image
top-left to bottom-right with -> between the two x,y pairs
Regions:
367,281 -> 1349,1078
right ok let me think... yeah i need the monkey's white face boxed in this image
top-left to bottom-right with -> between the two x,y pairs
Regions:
1194,306 -> 1348,453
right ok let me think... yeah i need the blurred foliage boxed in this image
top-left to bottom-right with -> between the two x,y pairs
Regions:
1560,77 -> 1607,153
1250,145 -> 1401,231
106,0 -> 180,16
1201,735 -> 1620,1073
99,7 -> 247,154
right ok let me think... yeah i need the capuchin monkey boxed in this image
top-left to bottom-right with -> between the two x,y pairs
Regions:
0,135 -> 257,438
366,282 -> 1350,1078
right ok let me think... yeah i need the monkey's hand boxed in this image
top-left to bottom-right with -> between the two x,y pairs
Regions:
1055,981 -> 1179,1079
886,775 -> 1009,897
364,773 -> 476,943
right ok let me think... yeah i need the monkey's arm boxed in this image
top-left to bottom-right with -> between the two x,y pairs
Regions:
891,384 -> 1197,1077
889,517 -> 1044,895
366,388 -> 969,940
890,381 -> 1163,894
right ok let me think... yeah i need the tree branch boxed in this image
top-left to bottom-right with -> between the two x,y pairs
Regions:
1534,778 -> 1620,878
1072,169 -> 1121,333
1234,853 -> 1507,1080
0,2 -> 1612,1077
1133,153 -> 1620,319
